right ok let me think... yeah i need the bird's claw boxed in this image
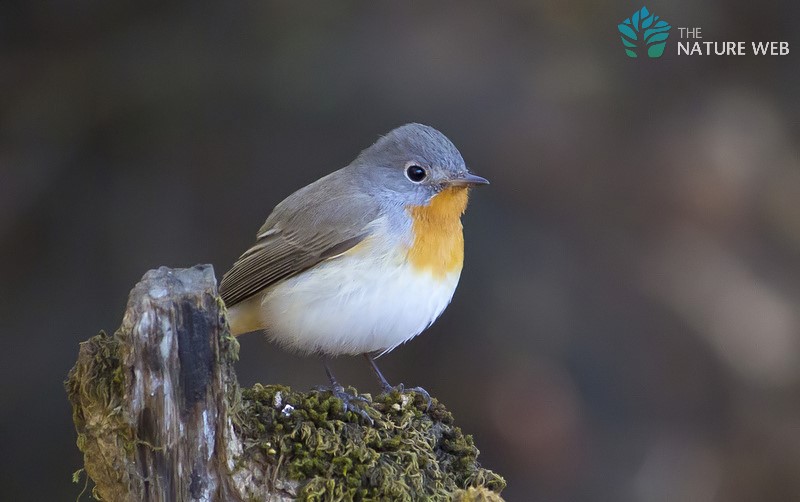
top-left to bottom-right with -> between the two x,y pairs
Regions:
381,383 -> 433,411
320,385 -> 374,424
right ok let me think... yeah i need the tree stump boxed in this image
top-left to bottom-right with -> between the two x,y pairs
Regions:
66,265 -> 506,501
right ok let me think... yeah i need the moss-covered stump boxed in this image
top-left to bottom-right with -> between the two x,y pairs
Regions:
66,265 -> 243,502
65,265 -> 505,501
234,384 -> 505,500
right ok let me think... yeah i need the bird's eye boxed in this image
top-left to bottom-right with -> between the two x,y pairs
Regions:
405,165 -> 427,183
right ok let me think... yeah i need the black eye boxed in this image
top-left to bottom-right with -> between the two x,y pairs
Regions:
405,165 -> 427,183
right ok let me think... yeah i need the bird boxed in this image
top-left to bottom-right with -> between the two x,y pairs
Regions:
219,123 -> 488,416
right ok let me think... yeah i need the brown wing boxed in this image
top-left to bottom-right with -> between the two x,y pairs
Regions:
219,227 -> 369,307
219,169 -> 380,307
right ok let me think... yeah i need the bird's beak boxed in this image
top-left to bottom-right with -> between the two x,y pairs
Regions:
446,172 -> 490,188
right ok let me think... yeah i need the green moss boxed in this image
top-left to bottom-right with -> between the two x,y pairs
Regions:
452,486 -> 506,502
65,330 -> 136,499
218,299 -> 241,363
235,384 -> 506,501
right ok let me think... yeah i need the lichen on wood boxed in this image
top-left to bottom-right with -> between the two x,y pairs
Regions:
65,265 -> 505,501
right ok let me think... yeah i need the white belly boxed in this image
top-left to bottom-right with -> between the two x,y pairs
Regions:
255,251 -> 461,356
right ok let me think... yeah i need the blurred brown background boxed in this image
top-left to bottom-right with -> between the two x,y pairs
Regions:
1,1 -> 799,500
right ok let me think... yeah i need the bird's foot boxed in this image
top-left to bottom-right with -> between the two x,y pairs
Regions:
380,383 -> 432,411
315,384 -> 374,424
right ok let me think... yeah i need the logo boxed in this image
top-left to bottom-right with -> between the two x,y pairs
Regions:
618,6 -> 672,58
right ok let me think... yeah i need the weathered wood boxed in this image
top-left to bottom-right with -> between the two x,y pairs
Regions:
66,265 -> 506,501
67,266 -> 244,501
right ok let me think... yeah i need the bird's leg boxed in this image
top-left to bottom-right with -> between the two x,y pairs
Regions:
320,360 -> 373,423
323,360 -> 344,389
363,353 -> 432,410
363,353 -> 393,392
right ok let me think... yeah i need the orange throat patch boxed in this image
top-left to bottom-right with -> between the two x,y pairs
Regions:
406,187 -> 468,278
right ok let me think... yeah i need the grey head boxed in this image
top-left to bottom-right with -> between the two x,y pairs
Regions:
348,123 -> 488,207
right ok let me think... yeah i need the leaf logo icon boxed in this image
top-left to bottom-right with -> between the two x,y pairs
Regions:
618,6 -> 671,58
